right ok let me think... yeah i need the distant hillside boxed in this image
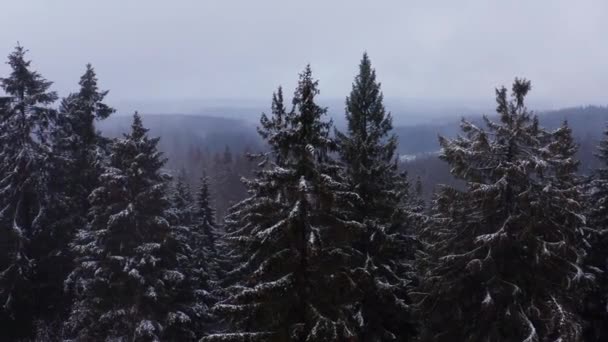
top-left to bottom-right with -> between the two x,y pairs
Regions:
395,106 -> 608,171
398,106 -> 608,201
97,106 -> 608,203
98,114 -> 262,167
99,113 -> 260,148
99,106 -> 608,176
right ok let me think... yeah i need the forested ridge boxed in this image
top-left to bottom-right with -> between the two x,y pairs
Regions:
0,45 -> 607,342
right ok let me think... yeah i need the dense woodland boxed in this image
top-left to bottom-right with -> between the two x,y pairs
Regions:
0,45 -> 607,342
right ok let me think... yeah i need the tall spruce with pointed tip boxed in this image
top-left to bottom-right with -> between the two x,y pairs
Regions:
35,64 -> 116,335
583,123 -> 608,341
168,168 -> 196,227
196,173 -> 217,238
547,120 -> 579,185
60,63 -> 114,178
65,113 -> 201,341
194,172 -> 221,278
169,167 -> 219,336
258,86 -> 288,164
167,166 -> 222,336
187,172 -> 221,321
50,64 -> 115,215
335,53 -> 416,341
416,79 -> 588,341
205,66 -> 364,342
0,44 -> 58,339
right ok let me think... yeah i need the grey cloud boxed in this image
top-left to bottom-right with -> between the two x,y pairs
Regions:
0,0 -> 606,113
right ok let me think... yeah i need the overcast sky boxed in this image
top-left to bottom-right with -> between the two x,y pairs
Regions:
1,0 -> 607,114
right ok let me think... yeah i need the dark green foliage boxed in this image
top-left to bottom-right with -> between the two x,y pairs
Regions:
196,173 -> 217,235
37,63 -> 116,335
0,45 -> 58,339
0,44 -> 605,341
416,79 -> 588,342
169,168 -> 196,227
190,173 -> 221,324
335,53 -> 417,341
171,168 -> 220,336
194,173 -> 222,278
65,113 -> 200,341
583,124 -> 608,341
206,66 -> 364,342
54,64 -> 115,194
258,86 -> 288,164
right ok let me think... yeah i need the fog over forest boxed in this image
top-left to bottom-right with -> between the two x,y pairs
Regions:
1,1 -> 608,342
2,0 -> 607,110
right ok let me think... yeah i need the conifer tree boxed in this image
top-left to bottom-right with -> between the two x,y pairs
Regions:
212,146 -> 243,222
335,53 -> 416,341
65,113 -> 201,341
195,173 -> 220,267
547,121 -> 579,185
416,79 -> 588,341
36,63 -> 115,335
168,168 -> 196,227
167,167 -> 220,337
171,168 -> 220,337
205,66 -> 364,341
0,44 -> 58,339
258,86 -> 288,164
190,172 -> 221,317
52,63 -> 114,203
583,124 -> 608,341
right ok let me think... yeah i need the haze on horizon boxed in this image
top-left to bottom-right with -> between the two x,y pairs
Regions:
0,0 -> 606,117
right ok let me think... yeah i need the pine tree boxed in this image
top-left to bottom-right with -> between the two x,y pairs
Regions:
416,79 -> 588,341
583,123 -> 608,341
65,113 -> 201,341
205,66 -> 364,341
0,44 -> 58,339
335,53 -> 416,341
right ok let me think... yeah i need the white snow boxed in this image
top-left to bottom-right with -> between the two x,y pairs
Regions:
135,319 -> 159,338
481,289 -> 493,306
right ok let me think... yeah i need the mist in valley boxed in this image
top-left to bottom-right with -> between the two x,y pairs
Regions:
1,1 -> 608,341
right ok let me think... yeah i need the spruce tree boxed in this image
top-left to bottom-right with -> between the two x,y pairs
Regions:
168,168 -> 196,227
190,172 -> 221,321
36,63 -> 115,335
335,53 -> 416,341
211,145 -> 245,222
51,63 -> 114,208
583,123 -> 608,341
65,113 -> 201,341
416,79 -> 588,341
194,173 -> 220,273
547,121 -> 579,185
258,86 -> 288,164
171,168 -> 219,337
205,66 -> 364,341
166,167 -> 221,337
0,44 -> 58,339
